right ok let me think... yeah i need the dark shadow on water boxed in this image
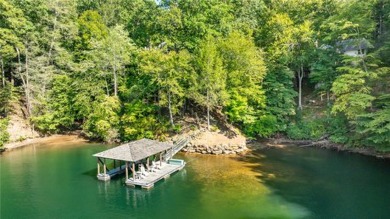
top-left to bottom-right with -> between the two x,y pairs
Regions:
82,168 -> 99,178
234,146 -> 390,219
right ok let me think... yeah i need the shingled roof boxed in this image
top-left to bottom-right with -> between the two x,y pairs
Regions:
93,138 -> 173,162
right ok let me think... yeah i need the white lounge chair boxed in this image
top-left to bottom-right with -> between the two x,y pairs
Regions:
151,161 -> 159,172
156,161 -> 166,170
140,164 -> 149,177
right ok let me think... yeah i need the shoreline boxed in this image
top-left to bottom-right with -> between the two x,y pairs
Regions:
253,138 -> 390,159
2,133 -> 389,159
2,134 -> 88,152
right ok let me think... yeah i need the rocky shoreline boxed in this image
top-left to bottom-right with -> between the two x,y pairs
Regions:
183,142 -> 247,155
178,130 -> 248,155
260,138 -> 390,159
2,129 -> 388,159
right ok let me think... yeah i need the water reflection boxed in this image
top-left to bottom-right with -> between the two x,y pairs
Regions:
2,142 -> 389,219
247,145 -> 390,219
181,153 -> 311,219
125,186 -> 153,208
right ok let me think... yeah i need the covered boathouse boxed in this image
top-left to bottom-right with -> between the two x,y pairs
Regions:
93,138 -> 186,189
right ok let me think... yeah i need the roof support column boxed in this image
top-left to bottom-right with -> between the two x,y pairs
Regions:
132,162 -> 135,179
125,161 -> 128,180
97,158 -> 100,175
103,159 -> 106,176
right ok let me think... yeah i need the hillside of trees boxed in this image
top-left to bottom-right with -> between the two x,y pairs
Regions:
1,0 -> 389,151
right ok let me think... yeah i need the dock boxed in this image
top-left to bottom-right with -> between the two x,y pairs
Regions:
93,138 -> 187,188
126,159 -> 185,189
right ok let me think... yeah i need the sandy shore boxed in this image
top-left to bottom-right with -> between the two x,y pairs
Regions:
3,135 -> 88,152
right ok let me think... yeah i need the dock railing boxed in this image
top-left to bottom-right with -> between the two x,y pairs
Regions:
164,137 -> 190,160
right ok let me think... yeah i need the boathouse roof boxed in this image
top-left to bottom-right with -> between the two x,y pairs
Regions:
93,138 -> 173,162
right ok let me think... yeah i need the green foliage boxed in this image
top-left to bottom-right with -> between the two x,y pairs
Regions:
326,114 -> 350,144
0,82 -> 18,116
89,24 -> 135,96
1,0 -> 390,152
139,48 -> 192,126
192,34 -> 228,130
287,119 -> 326,140
332,63 -> 375,120
83,95 -> 121,142
77,10 -> 108,51
263,65 -> 297,132
0,0 -> 26,58
0,118 -> 9,147
32,75 -> 75,133
244,115 -> 278,138
258,11 -> 299,133
310,49 -> 341,95
220,31 -> 267,126
356,95 -> 390,149
120,101 -> 168,141
193,34 -> 228,108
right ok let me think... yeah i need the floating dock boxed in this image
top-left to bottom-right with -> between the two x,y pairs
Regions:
93,138 -> 188,188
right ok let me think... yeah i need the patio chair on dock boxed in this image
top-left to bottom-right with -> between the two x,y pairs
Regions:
140,164 -> 149,177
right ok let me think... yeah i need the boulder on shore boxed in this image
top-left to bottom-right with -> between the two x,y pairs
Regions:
183,131 -> 247,155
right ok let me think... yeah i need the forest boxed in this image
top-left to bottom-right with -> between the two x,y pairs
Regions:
0,0 -> 389,151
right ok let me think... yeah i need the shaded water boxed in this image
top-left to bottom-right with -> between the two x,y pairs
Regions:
1,142 -> 389,218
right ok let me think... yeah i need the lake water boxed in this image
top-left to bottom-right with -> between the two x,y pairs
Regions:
1,142 -> 390,218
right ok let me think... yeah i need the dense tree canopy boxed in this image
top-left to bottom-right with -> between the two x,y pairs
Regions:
0,0 -> 389,151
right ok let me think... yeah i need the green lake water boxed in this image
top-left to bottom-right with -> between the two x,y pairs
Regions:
1,142 -> 390,218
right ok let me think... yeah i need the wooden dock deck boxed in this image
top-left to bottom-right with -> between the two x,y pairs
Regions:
126,161 -> 185,189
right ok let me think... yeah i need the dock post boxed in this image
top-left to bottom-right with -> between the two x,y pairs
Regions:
132,162 -> 135,179
97,161 -> 100,175
103,159 -> 106,176
125,162 -> 128,180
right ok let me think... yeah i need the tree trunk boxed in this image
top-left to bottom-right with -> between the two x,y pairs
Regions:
378,2 -> 384,37
1,56 -> 5,88
24,45 -> 32,116
298,64 -> 304,111
207,89 -> 210,131
17,45 -> 32,117
326,90 -> 330,106
48,4 -> 58,64
105,78 -> 110,96
113,54 -> 118,96
168,92 -> 175,127
16,47 -> 22,75
361,55 -> 368,73
113,68 -> 117,96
